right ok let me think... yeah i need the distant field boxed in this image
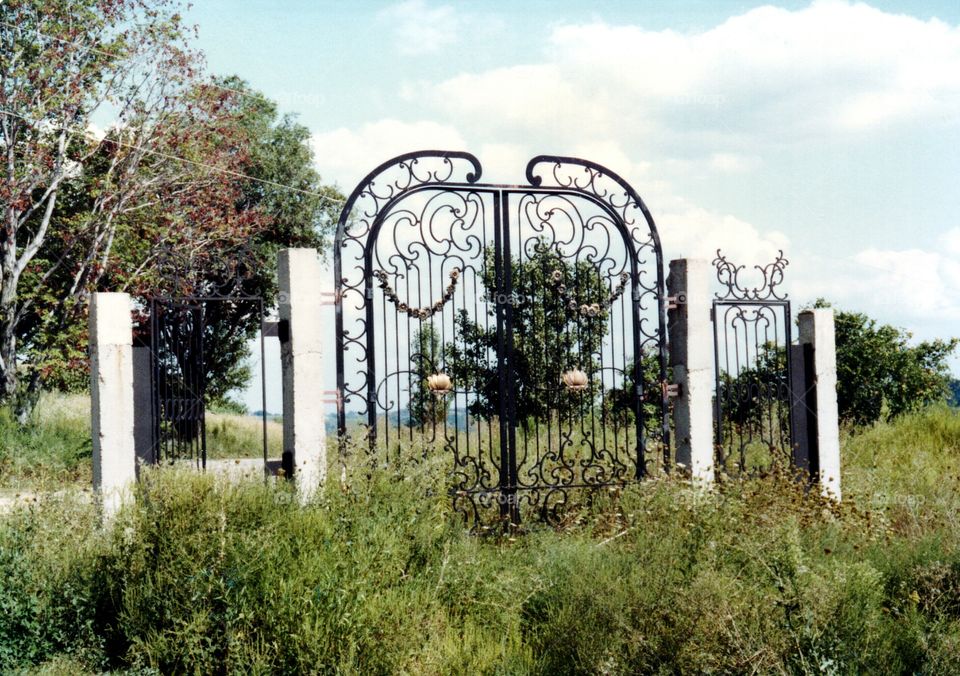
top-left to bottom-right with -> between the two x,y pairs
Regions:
0,393 -> 282,490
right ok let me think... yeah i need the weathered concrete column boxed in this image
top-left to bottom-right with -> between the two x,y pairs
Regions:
798,309 -> 842,500
278,248 -> 327,497
132,346 -> 154,472
90,293 -> 136,518
667,259 -> 715,484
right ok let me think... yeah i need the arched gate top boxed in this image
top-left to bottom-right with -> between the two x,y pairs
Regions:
334,151 -> 664,263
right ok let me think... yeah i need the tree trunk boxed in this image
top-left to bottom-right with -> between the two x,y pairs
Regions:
0,216 -> 18,400
0,302 -> 17,400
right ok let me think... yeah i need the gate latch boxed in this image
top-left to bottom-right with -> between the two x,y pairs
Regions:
661,381 -> 681,398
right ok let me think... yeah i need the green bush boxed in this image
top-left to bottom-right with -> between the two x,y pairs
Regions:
1,408 -> 960,673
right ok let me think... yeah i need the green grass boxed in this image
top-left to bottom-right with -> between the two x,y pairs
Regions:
0,393 -> 92,490
0,393 -> 282,490
2,403 -> 960,672
204,411 -> 282,460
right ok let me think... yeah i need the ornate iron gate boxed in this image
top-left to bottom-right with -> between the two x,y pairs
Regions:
148,296 -> 268,469
334,151 -> 670,525
711,251 -> 798,476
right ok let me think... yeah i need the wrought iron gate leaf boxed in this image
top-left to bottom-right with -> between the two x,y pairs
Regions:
334,151 -> 671,527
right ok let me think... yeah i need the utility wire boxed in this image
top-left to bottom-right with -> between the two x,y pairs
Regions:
0,107 -> 346,207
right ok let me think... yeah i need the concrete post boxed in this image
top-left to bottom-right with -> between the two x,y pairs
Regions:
798,309 -> 842,500
132,346 -> 154,472
90,293 -> 136,518
667,259 -> 715,484
278,248 -> 327,498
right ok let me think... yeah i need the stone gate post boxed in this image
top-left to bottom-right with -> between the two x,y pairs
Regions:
667,258 -> 715,484
278,248 -> 327,498
798,309 -> 842,500
90,292 -> 136,518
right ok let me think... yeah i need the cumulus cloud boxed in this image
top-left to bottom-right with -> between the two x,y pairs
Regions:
312,1 -> 960,334
311,119 -> 467,188
420,0 -> 960,154
794,228 -> 960,327
378,0 -> 460,55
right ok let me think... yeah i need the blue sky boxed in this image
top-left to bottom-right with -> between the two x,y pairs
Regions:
183,1 -> 960,406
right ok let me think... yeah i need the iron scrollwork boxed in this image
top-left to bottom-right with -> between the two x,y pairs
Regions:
334,151 -> 670,529
549,269 -> 630,317
713,249 -> 789,302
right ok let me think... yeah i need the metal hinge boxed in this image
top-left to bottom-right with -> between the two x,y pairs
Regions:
322,389 -> 343,412
666,294 -> 686,310
322,291 -> 342,305
661,381 -> 681,398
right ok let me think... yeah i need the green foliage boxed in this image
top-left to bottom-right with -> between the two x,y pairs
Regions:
601,349 -> 663,427
4,406 -> 960,672
446,244 -> 611,423
3,6 -> 343,406
813,300 -> 959,425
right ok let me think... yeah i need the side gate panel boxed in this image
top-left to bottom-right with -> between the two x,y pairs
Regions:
148,297 -> 268,471
711,252 -> 799,477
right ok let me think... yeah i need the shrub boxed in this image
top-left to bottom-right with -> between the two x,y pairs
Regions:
1,408 -> 960,673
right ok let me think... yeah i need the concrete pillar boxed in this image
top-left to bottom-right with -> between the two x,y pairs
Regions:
132,346 -> 154,471
667,259 -> 715,484
278,248 -> 327,498
90,293 -> 136,518
798,309 -> 842,500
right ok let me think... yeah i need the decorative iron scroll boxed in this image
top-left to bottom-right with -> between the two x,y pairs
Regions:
374,267 -> 460,319
334,151 -> 670,529
151,242 -> 263,299
334,151 -> 483,422
549,269 -> 630,317
713,249 -> 789,302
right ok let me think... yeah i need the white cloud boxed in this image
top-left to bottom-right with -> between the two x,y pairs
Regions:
311,119 -> 467,188
417,0 -> 960,155
942,227 -> 960,257
802,227 -> 960,323
312,2 -> 960,335
378,0 -> 460,56
709,153 -> 761,173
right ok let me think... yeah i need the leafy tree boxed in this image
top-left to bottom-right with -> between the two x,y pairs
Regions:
1,0 -> 196,403
602,350 -> 664,428
950,379 -> 960,408
813,300 -> 958,425
446,244 -> 611,424
2,0 -> 343,414
717,344 -> 788,429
